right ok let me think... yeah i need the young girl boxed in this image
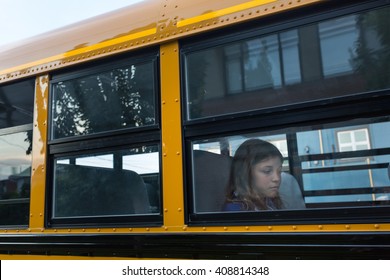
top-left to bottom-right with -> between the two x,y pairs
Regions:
223,139 -> 284,211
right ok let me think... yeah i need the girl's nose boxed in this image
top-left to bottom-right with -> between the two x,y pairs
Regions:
273,171 -> 281,182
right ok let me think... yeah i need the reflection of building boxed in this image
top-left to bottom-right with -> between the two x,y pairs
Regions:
0,130 -> 32,226
0,167 -> 30,199
186,11 -> 385,119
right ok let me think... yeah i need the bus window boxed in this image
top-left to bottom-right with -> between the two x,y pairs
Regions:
51,60 -> 156,140
190,117 -> 390,215
48,50 -> 161,226
52,144 -> 160,219
183,3 -> 390,224
184,6 -> 390,121
0,79 -> 35,226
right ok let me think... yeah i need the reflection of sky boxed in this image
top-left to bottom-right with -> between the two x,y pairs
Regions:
0,0 -> 144,47
0,132 -> 31,179
123,153 -> 159,174
57,152 -> 159,175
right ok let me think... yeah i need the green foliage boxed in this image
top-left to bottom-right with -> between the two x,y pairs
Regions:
352,7 -> 390,90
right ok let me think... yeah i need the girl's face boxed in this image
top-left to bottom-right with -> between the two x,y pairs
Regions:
251,156 -> 282,198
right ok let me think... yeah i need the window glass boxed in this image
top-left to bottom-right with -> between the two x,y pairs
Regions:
0,130 -> 32,225
319,15 -> 359,76
191,117 -> 390,213
52,144 -> 160,218
280,29 -> 301,85
225,44 -> 242,94
51,61 -> 156,139
0,80 -> 34,129
0,79 -> 34,227
297,120 -> 390,207
184,6 -> 390,120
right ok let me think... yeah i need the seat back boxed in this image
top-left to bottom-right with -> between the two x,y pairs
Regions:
280,172 -> 306,209
54,164 -> 150,217
192,150 -> 232,212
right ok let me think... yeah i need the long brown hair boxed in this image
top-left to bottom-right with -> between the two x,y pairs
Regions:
225,139 -> 283,210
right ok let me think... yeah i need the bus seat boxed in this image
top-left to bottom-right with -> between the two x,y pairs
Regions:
280,172 -> 306,209
192,150 -> 232,212
144,182 -> 160,213
54,164 -> 150,217
117,169 -> 150,214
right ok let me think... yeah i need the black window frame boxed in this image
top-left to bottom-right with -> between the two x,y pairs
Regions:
180,0 -> 390,226
46,48 -> 163,228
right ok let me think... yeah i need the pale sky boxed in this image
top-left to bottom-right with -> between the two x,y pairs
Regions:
0,0 -> 143,47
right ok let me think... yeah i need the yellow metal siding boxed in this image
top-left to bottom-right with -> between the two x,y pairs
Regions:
160,42 -> 185,229
29,75 -> 49,230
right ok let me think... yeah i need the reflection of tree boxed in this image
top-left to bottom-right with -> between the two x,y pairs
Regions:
25,130 -> 32,155
352,7 -> 390,90
54,81 -> 89,137
116,64 -> 155,128
53,63 -> 155,139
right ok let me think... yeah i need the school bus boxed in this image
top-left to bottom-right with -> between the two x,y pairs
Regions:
0,0 -> 389,259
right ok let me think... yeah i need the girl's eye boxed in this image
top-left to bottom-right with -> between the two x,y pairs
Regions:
261,169 -> 272,175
